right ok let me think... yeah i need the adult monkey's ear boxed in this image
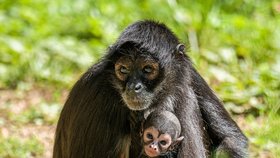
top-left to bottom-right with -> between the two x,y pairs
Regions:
176,44 -> 185,55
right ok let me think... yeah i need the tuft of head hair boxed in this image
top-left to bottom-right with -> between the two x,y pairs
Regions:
144,110 -> 181,140
108,20 -> 182,66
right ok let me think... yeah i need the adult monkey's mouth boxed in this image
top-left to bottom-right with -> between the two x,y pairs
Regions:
122,94 -> 150,111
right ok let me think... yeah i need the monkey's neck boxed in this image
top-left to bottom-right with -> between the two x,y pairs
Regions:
143,95 -> 176,119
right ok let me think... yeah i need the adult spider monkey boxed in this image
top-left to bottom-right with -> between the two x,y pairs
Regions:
53,20 -> 248,158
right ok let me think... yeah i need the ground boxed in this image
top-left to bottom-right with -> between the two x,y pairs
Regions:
0,88 -> 277,158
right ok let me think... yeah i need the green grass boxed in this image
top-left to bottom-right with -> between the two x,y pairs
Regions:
246,114 -> 280,157
0,136 -> 44,158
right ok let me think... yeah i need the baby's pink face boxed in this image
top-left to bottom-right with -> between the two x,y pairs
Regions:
143,126 -> 172,157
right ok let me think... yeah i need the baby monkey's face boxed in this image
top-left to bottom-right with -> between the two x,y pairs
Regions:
142,110 -> 184,157
142,126 -> 173,157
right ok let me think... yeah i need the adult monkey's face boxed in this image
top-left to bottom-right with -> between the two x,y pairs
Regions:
114,47 -> 161,111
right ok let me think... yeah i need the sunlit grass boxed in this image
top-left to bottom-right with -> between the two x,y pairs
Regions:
0,136 -> 44,158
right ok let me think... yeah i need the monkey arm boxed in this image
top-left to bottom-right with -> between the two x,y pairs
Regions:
191,68 -> 248,158
53,61 -> 130,158
175,97 -> 208,158
172,70 -> 209,158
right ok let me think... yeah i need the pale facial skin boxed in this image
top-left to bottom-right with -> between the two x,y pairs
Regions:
143,126 -> 172,157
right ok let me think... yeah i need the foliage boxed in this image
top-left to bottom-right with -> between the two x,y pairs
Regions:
0,0 -> 279,157
0,136 -> 44,158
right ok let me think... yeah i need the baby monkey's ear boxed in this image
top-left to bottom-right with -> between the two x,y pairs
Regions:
168,136 -> 184,151
176,136 -> 184,142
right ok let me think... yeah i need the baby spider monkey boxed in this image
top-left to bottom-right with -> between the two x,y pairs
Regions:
141,110 -> 184,158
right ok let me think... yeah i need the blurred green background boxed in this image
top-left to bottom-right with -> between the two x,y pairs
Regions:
0,0 -> 280,157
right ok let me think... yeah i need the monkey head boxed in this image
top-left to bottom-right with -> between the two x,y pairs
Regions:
108,21 -> 186,111
142,111 -> 184,157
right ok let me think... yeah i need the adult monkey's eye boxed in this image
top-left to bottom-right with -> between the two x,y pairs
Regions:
143,65 -> 153,73
120,66 -> 129,74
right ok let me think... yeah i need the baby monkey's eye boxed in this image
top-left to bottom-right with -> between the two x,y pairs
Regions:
120,66 -> 129,74
146,133 -> 153,140
160,140 -> 167,146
